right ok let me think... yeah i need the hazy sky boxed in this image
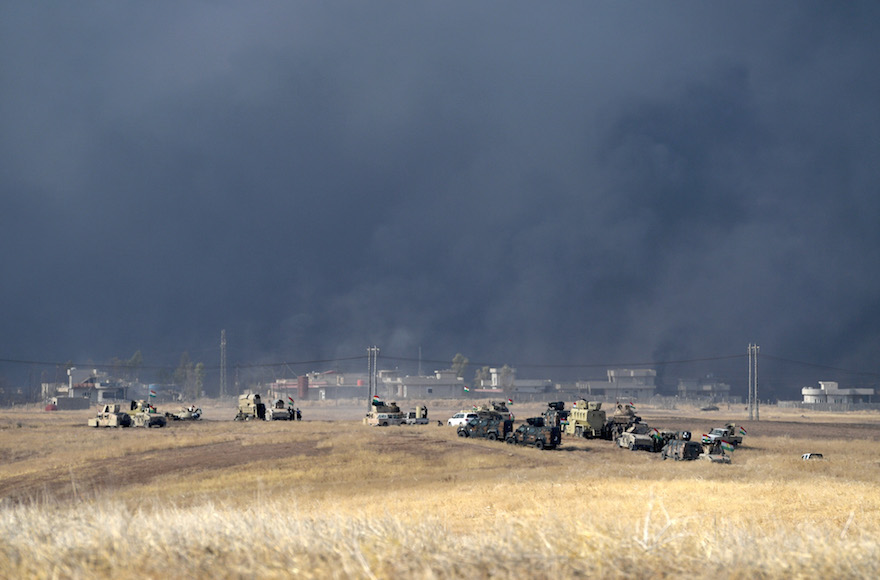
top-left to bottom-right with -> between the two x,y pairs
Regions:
2,2 -> 878,397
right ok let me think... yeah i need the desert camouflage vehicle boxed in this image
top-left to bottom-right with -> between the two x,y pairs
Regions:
563,400 -> 611,439
402,405 -> 429,425
364,399 -> 403,426
616,422 -> 656,451
474,400 -> 514,420
128,400 -> 167,428
88,404 -> 133,428
506,417 -> 561,450
661,439 -> 704,461
266,399 -> 296,420
542,401 -> 570,430
235,393 -> 267,421
608,403 -> 641,439
166,405 -> 202,421
457,415 -> 513,441
699,439 -> 733,463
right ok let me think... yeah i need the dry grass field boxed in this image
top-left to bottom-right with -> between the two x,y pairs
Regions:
1,399 -> 879,579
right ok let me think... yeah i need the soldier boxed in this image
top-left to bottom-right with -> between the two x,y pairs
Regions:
296,408 -> 302,421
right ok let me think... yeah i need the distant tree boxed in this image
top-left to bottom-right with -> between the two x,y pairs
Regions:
473,366 -> 490,388
451,353 -> 469,378
194,362 -> 205,398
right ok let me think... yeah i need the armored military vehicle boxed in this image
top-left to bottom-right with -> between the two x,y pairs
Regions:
542,401 -> 570,430
474,400 -> 514,420
234,393 -> 267,421
402,405 -> 429,425
128,400 -> 167,428
364,399 -> 403,426
505,417 -> 561,450
608,403 -> 641,439
564,400 -> 611,439
457,415 -> 513,441
166,405 -> 202,421
88,404 -> 133,428
661,439 -> 704,461
616,422 -> 655,451
266,399 -> 295,420
699,439 -> 733,463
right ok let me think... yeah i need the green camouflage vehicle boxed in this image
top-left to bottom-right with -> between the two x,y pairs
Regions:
457,415 -> 513,441
505,417 -> 561,450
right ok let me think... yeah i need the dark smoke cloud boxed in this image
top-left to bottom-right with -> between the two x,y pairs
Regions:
2,2 -> 879,398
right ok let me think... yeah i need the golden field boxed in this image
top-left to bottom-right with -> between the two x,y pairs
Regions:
1,400 -> 879,579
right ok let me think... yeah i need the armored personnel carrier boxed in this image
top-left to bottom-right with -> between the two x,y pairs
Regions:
616,422 -> 655,451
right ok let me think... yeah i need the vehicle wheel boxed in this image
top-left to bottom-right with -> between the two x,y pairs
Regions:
487,432 -> 497,441
505,436 -> 515,445
628,440 -> 634,450
575,426 -> 583,437
457,429 -> 467,437
535,440 -> 545,450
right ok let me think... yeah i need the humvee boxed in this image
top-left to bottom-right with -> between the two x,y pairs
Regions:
661,439 -> 703,461
128,400 -> 167,428
616,422 -> 655,451
364,399 -> 403,426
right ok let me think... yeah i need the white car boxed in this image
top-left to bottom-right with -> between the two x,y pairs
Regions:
447,412 -> 479,427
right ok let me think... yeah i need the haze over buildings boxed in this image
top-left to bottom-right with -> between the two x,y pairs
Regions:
2,3 -> 879,400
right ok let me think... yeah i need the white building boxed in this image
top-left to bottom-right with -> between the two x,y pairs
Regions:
801,381 -> 874,404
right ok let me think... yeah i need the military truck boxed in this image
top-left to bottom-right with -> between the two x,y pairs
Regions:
661,439 -> 704,461
563,400 -> 611,439
457,415 -> 513,441
234,393 -> 267,421
128,400 -> 167,428
88,404 -> 133,428
616,422 -> 656,451
542,401 -> 570,430
364,399 -> 403,426
703,424 -> 744,447
402,405 -> 429,425
505,417 -> 561,450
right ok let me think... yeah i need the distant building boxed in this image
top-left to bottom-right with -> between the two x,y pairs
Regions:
801,381 -> 874,404
677,376 -> 732,402
575,369 -> 656,400
385,369 -> 466,399
66,368 -> 128,403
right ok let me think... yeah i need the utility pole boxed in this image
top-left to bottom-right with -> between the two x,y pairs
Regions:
366,346 -> 380,411
220,329 -> 227,398
748,343 -> 760,421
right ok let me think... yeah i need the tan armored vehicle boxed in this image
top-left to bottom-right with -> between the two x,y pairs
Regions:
88,404 -> 133,428
364,399 -> 403,426
166,405 -> 202,421
266,398 -> 295,420
235,393 -> 267,421
608,403 -> 640,438
564,400 -> 610,439
128,400 -> 167,428
616,422 -> 655,451
474,400 -> 513,420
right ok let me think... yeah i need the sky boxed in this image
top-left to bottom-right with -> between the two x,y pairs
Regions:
2,2 -> 879,398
